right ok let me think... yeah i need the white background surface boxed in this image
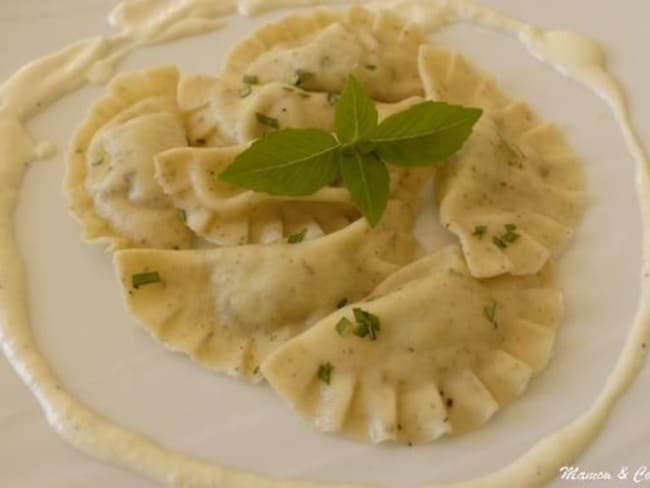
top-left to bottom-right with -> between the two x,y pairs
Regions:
0,1 -> 649,487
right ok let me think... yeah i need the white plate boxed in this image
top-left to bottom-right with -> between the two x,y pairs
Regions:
1,1 -> 649,486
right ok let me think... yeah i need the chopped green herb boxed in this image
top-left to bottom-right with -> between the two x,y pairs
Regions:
288,228 -> 307,244
299,93 -> 311,99
336,297 -> 349,309
336,317 -> 354,336
318,362 -> 333,384
256,112 -> 279,129
364,64 -> 377,71
132,271 -> 161,289
293,69 -> 315,87
176,208 -> 187,223
283,86 -> 295,92
239,85 -> 252,98
493,236 -> 507,249
352,307 -> 381,341
472,225 -> 488,239
242,74 -> 259,85
327,92 -> 339,106
353,322 -> 369,338
252,365 -> 260,375
501,224 -> 520,243
484,302 -> 498,327
91,158 -> 104,167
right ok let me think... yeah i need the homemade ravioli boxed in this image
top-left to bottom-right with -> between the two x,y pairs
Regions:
155,144 -> 359,245
114,202 -> 420,379
65,66 -> 193,250
419,47 -> 586,278
60,4 -> 588,447
209,81 -> 425,145
154,137 -> 432,245
220,6 -> 427,102
262,246 -> 562,443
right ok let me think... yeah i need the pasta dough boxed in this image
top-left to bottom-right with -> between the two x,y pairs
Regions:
65,66 -> 193,250
155,144 -> 359,245
262,246 -> 562,443
154,113 -> 432,246
420,46 -> 586,278
113,201 -> 420,380
177,73 -> 227,148
213,81 -> 426,144
220,6 -> 427,102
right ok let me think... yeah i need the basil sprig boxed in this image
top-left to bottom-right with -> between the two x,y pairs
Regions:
220,75 -> 482,227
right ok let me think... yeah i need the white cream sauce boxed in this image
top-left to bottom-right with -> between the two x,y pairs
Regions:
0,0 -> 647,487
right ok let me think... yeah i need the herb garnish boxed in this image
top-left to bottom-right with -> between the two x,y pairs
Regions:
501,224 -> 520,243
352,307 -> 381,341
91,158 -> 104,167
335,317 -> 354,336
318,362 -> 333,384
243,74 -> 259,85
256,112 -> 279,129
472,225 -> 487,239
220,75 -> 482,226
176,208 -> 187,223
132,272 -> 161,289
364,64 -> 377,71
493,224 -> 520,248
287,228 -> 307,244
484,302 -> 498,327
293,69 -> 315,87
240,75 -> 259,98
493,236 -> 507,249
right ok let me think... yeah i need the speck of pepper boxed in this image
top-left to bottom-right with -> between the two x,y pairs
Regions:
407,442 -> 413,447
446,398 -> 454,408
397,423 -> 403,431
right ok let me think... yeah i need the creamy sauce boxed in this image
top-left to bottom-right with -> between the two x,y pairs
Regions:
0,1 -> 648,487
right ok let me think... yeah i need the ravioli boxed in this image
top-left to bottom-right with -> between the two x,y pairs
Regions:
262,246 -> 562,443
155,144 -> 358,246
419,47 -> 586,277
155,138 -> 433,245
113,201 -> 420,380
177,73 -> 228,148
215,83 -> 425,144
66,66 -> 193,250
61,6 -> 587,449
220,6 -> 427,102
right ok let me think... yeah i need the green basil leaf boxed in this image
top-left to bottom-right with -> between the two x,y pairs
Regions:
219,129 -> 340,196
339,151 -> 389,227
373,101 -> 482,166
335,75 -> 378,144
